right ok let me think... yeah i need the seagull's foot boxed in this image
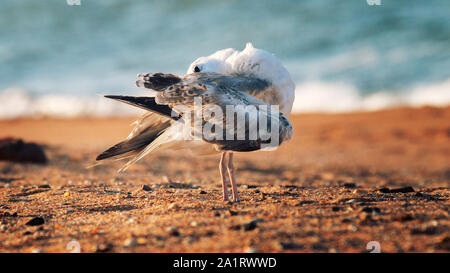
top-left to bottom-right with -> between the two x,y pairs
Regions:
222,192 -> 229,201
231,194 -> 240,203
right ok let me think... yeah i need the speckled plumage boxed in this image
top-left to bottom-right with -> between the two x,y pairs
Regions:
97,43 -> 295,201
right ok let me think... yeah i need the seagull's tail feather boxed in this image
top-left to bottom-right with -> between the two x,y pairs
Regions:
104,95 -> 178,120
96,138 -> 150,162
117,124 -> 180,173
96,114 -> 172,162
135,72 -> 182,91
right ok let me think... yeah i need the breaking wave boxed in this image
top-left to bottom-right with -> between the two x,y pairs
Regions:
0,78 -> 449,119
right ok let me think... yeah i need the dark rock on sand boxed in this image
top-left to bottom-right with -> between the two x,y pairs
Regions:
96,243 -> 114,253
390,186 -> 415,193
1,211 -> 18,217
378,187 -> 391,193
331,206 -> 341,212
25,216 -> 45,226
142,185 -> 151,191
343,183 -> 356,188
378,186 -> 415,193
436,237 -> 450,251
411,226 -> 439,235
0,138 -> 47,164
166,226 -> 180,237
231,219 -> 263,231
361,207 -> 381,215
280,242 -> 305,250
396,213 -> 414,222
227,210 -> 238,216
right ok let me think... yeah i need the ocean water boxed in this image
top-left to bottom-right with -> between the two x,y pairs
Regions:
0,0 -> 449,117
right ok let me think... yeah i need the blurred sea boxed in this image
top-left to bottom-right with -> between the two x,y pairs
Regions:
0,0 -> 449,118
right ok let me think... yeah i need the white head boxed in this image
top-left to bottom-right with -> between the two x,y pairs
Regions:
186,48 -> 236,75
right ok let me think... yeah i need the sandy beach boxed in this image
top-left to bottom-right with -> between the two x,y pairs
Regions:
0,106 -> 449,253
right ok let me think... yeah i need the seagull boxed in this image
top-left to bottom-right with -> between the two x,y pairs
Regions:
96,43 -> 295,202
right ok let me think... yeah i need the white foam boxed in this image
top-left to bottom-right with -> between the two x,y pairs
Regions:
0,88 -> 144,119
0,79 -> 449,118
292,78 -> 450,113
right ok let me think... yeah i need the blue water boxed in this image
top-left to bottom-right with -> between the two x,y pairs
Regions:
0,0 -> 449,115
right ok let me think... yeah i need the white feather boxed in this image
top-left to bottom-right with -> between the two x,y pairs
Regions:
186,43 -> 295,115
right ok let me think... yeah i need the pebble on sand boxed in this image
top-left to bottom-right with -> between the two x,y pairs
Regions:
379,186 -> 415,193
166,226 -> 180,237
25,217 -> 45,226
168,203 -> 179,210
280,242 -> 305,250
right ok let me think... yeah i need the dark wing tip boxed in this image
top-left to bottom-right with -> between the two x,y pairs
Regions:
104,95 -> 122,99
102,95 -> 178,120
96,153 -> 108,161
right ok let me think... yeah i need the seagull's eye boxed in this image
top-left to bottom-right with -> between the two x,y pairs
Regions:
194,66 -> 201,72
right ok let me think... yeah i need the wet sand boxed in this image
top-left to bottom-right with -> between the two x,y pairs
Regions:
0,106 -> 449,252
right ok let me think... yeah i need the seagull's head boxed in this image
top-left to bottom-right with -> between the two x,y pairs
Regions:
187,57 -> 229,75
186,48 -> 236,75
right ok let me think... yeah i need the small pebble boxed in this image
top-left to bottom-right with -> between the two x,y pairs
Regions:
199,190 -> 207,194
96,243 -> 114,253
26,216 -> 45,226
0,225 -> 8,231
361,207 -> 381,215
142,185 -> 151,191
390,186 -> 415,193
166,226 -> 180,236
168,203 -> 179,210
123,238 -> 138,247
228,210 -> 238,216
332,206 -> 340,212
136,237 -> 148,245
280,242 -> 304,250
344,183 -> 356,188
348,224 -> 358,232
239,219 -> 263,231
245,247 -> 258,253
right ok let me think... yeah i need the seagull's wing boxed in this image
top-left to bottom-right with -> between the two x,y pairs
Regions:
150,72 -> 293,152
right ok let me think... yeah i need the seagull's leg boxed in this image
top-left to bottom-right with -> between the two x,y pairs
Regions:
219,152 -> 229,201
227,152 -> 240,202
